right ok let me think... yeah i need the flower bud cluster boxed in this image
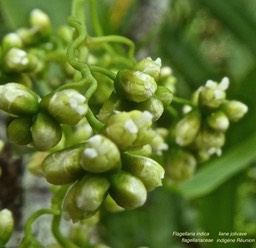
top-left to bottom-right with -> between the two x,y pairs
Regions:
39,108 -> 166,221
99,57 -> 173,122
0,82 -> 89,151
165,77 -> 248,182
43,129 -> 165,222
0,9 -> 75,92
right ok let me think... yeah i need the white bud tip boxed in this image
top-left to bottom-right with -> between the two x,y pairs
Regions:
155,57 -> 162,66
161,66 -> 172,76
220,77 -> 229,90
205,80 -> 216,88
142,111 -> 153,122
83,148 -> 98,159
124,119 -> 138,134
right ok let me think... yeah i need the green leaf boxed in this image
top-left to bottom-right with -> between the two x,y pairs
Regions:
177,131 -> 256,199
198,174 -> 243,248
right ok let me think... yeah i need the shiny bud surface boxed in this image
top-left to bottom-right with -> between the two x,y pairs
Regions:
109,171 -> 147,209
114,70 -> 157,102
42,147 -> 84,184
0,82 -> 39,116
31,112 -> 62,150
80,134 -> 121,173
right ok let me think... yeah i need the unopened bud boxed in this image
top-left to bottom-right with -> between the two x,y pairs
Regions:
109,171 -> 147,209
193,128 -> 225,157
207,111 -> 229,132
42,89 -> 88,126
135,57 -> 161,80
155,86 -> 173,107
42,147 -> 84,185
4,48 -> 38,73
2,33 -> 23,52
97,91 -> 125,123
136,129 -> 168,155
198,77 -> 229,109
16,28 -> 34,45
31,112 -> 62,151
63,175 -> 110,222
0,82 -> 39,116
0,209 -> 14,246
175,111 -> 201,146
122,153 -> 165,191
30,9 -> 51,35
165,150 -> 196,182
105,110 -> 153,150
103,195 -> 124,213
134,96 -> 164,121
7,117 -> 33,145
222,100 -> 248,122
80,134 -> 121,173
114,70 -> 157,102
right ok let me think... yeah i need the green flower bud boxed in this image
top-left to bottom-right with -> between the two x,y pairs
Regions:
31,113 -> 62,151
2,33 -> 23,52
7,117 -> 33,145
63,175 -> 110,222
69,214 -> 99,247
16,28 -> 35,45
0,82 -> 39,116
97,92 -> 126,123
42,89 -> 88,126
4,48 -> 38,73
58,25 -> 73,44
80,134 -> 121,173
103,195 -> 124,212
222,100 -> 248,122
165,150 -> 196,182
122,153 -> 165,191
67,118 -> 93,146
136,129 -> 168,155
109,171 -> 147,209
135,57 -> 161,80
193,128 -> 225,157
114,70 -> 157,102
27,151 -> 48,176
0,209 -> 14,246
30,9 -> 51,35
158,66 -> 176,93
134,97 -> 164,121
105,110 -> 153,150
198,77 -> 229,109
175,111 -> 201,146
207,111 -> 229,132
155,86 -> 173,107
42,147 -> 84,185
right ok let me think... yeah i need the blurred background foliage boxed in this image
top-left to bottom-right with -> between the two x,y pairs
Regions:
1,0 -> 256,247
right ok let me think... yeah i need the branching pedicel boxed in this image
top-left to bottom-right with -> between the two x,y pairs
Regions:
0,0 -> 248,247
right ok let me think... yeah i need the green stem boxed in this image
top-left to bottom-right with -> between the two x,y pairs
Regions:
25,209 -> 59,237
172,96 -> 194,106
62,16 -> 98,100
86,109 -> 104,133
19,209 -> 59,247
50,186 -> 79,248
71,0 -> 86,26
90,65 -> 116,80
51,214 -> 79,248
89,35 -> 136,63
